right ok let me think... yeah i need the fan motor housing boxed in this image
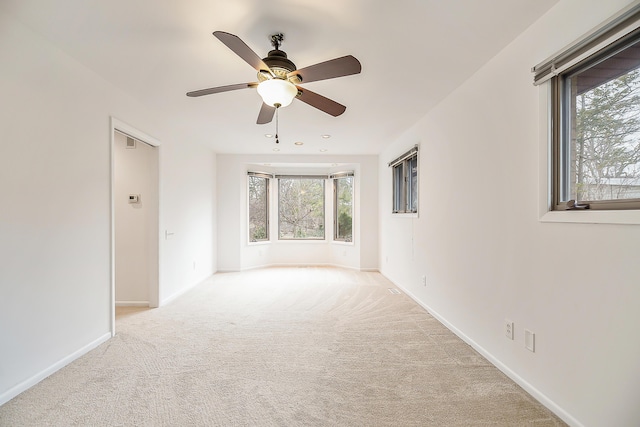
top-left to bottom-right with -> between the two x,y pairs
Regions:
264,49 -> 295,72
258,49 -> 302,84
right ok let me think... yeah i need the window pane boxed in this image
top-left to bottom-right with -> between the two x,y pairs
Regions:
566,39 -> 640,202
393,164 -> 404,212
248,176 -> 269,242
334,177 -> 353,242
408,155 -> 418,212
279,178 -> 325,240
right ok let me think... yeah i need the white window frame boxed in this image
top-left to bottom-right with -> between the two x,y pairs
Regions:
331,172 -> 354,243
247,172 -> 272,243
276,175 -> 327,241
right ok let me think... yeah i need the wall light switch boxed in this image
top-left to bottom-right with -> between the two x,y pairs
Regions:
525,329 -> 535,352
128,194 -> 140,203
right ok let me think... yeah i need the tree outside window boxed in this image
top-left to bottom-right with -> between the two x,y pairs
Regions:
334,176 -> 353,242
570,67 -> 640,201
546,28 -> 640,210
248,175 -> 269,242
278,177 -> 325,240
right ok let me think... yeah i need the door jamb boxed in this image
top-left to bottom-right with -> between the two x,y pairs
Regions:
109,117 -> 161,337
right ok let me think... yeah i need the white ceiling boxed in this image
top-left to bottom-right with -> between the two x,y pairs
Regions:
2,0 -> 558,155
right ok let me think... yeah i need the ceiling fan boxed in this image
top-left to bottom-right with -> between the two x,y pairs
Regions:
186,31 -> 362,125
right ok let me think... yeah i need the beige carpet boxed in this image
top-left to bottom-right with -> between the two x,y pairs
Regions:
0,267 -> 566,426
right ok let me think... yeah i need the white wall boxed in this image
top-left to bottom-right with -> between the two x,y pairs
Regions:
378,1 -> 640,426
0,12 -> 216,404
114,132 -> 158,305
217,154 -> 378,272
159,141 -> 217,304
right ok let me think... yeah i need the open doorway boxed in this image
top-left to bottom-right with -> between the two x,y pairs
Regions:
110,118 -> 160,336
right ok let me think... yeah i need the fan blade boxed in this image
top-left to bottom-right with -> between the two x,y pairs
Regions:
213,31 -> 273,74
288,55 -> 361,84
295,86 -> 346,117
257,103 -> 276,124
186,82 -> 257,97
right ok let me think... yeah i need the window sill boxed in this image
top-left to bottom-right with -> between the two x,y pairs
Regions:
248,240 -> 271,246
392,212 -> 419,218
332,240 -> 354,246
540,210 -> 640,225
276,239 -> 328,243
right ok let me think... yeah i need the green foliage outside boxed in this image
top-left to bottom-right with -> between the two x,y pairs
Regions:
279,178 -> 325,239
335,177 -> 353,241
248,176 -> 268,242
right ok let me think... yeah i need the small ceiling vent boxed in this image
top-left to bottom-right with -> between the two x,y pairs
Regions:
126,137 -> 136,149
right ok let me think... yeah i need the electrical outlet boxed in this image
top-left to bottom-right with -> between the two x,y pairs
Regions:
505,319 -> 514,340
421,275 -> 427,286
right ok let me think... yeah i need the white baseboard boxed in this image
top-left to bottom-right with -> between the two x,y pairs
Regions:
115,301 -> 149,307
380,272 -> 583,427
220,264 -> 379,274
254,262 -> 333,269
237,263 -> 379,272
0,332 -> 111,406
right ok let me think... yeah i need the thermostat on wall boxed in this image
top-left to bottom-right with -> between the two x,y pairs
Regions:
128,194 -> 140,203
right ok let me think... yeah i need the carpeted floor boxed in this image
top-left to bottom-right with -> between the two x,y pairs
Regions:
0,267 -> 566,426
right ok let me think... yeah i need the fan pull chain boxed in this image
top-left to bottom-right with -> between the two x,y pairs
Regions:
275,104 -> 280,144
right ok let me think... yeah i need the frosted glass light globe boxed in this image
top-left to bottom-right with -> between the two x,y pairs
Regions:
257,79 -> 297,108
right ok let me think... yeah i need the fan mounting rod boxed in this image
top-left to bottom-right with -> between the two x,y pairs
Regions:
270,33 -> 284,50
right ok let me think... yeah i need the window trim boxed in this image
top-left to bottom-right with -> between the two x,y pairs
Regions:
247,172 -> 272,243
277,175 -> 326,241
550,30 -> 640,211
389,146 -> 419,215
539,84 -> 640,224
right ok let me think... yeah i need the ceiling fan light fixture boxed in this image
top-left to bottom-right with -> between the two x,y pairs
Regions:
257,79 -> 297,108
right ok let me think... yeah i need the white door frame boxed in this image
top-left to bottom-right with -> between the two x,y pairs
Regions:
109,117 -> 161,336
